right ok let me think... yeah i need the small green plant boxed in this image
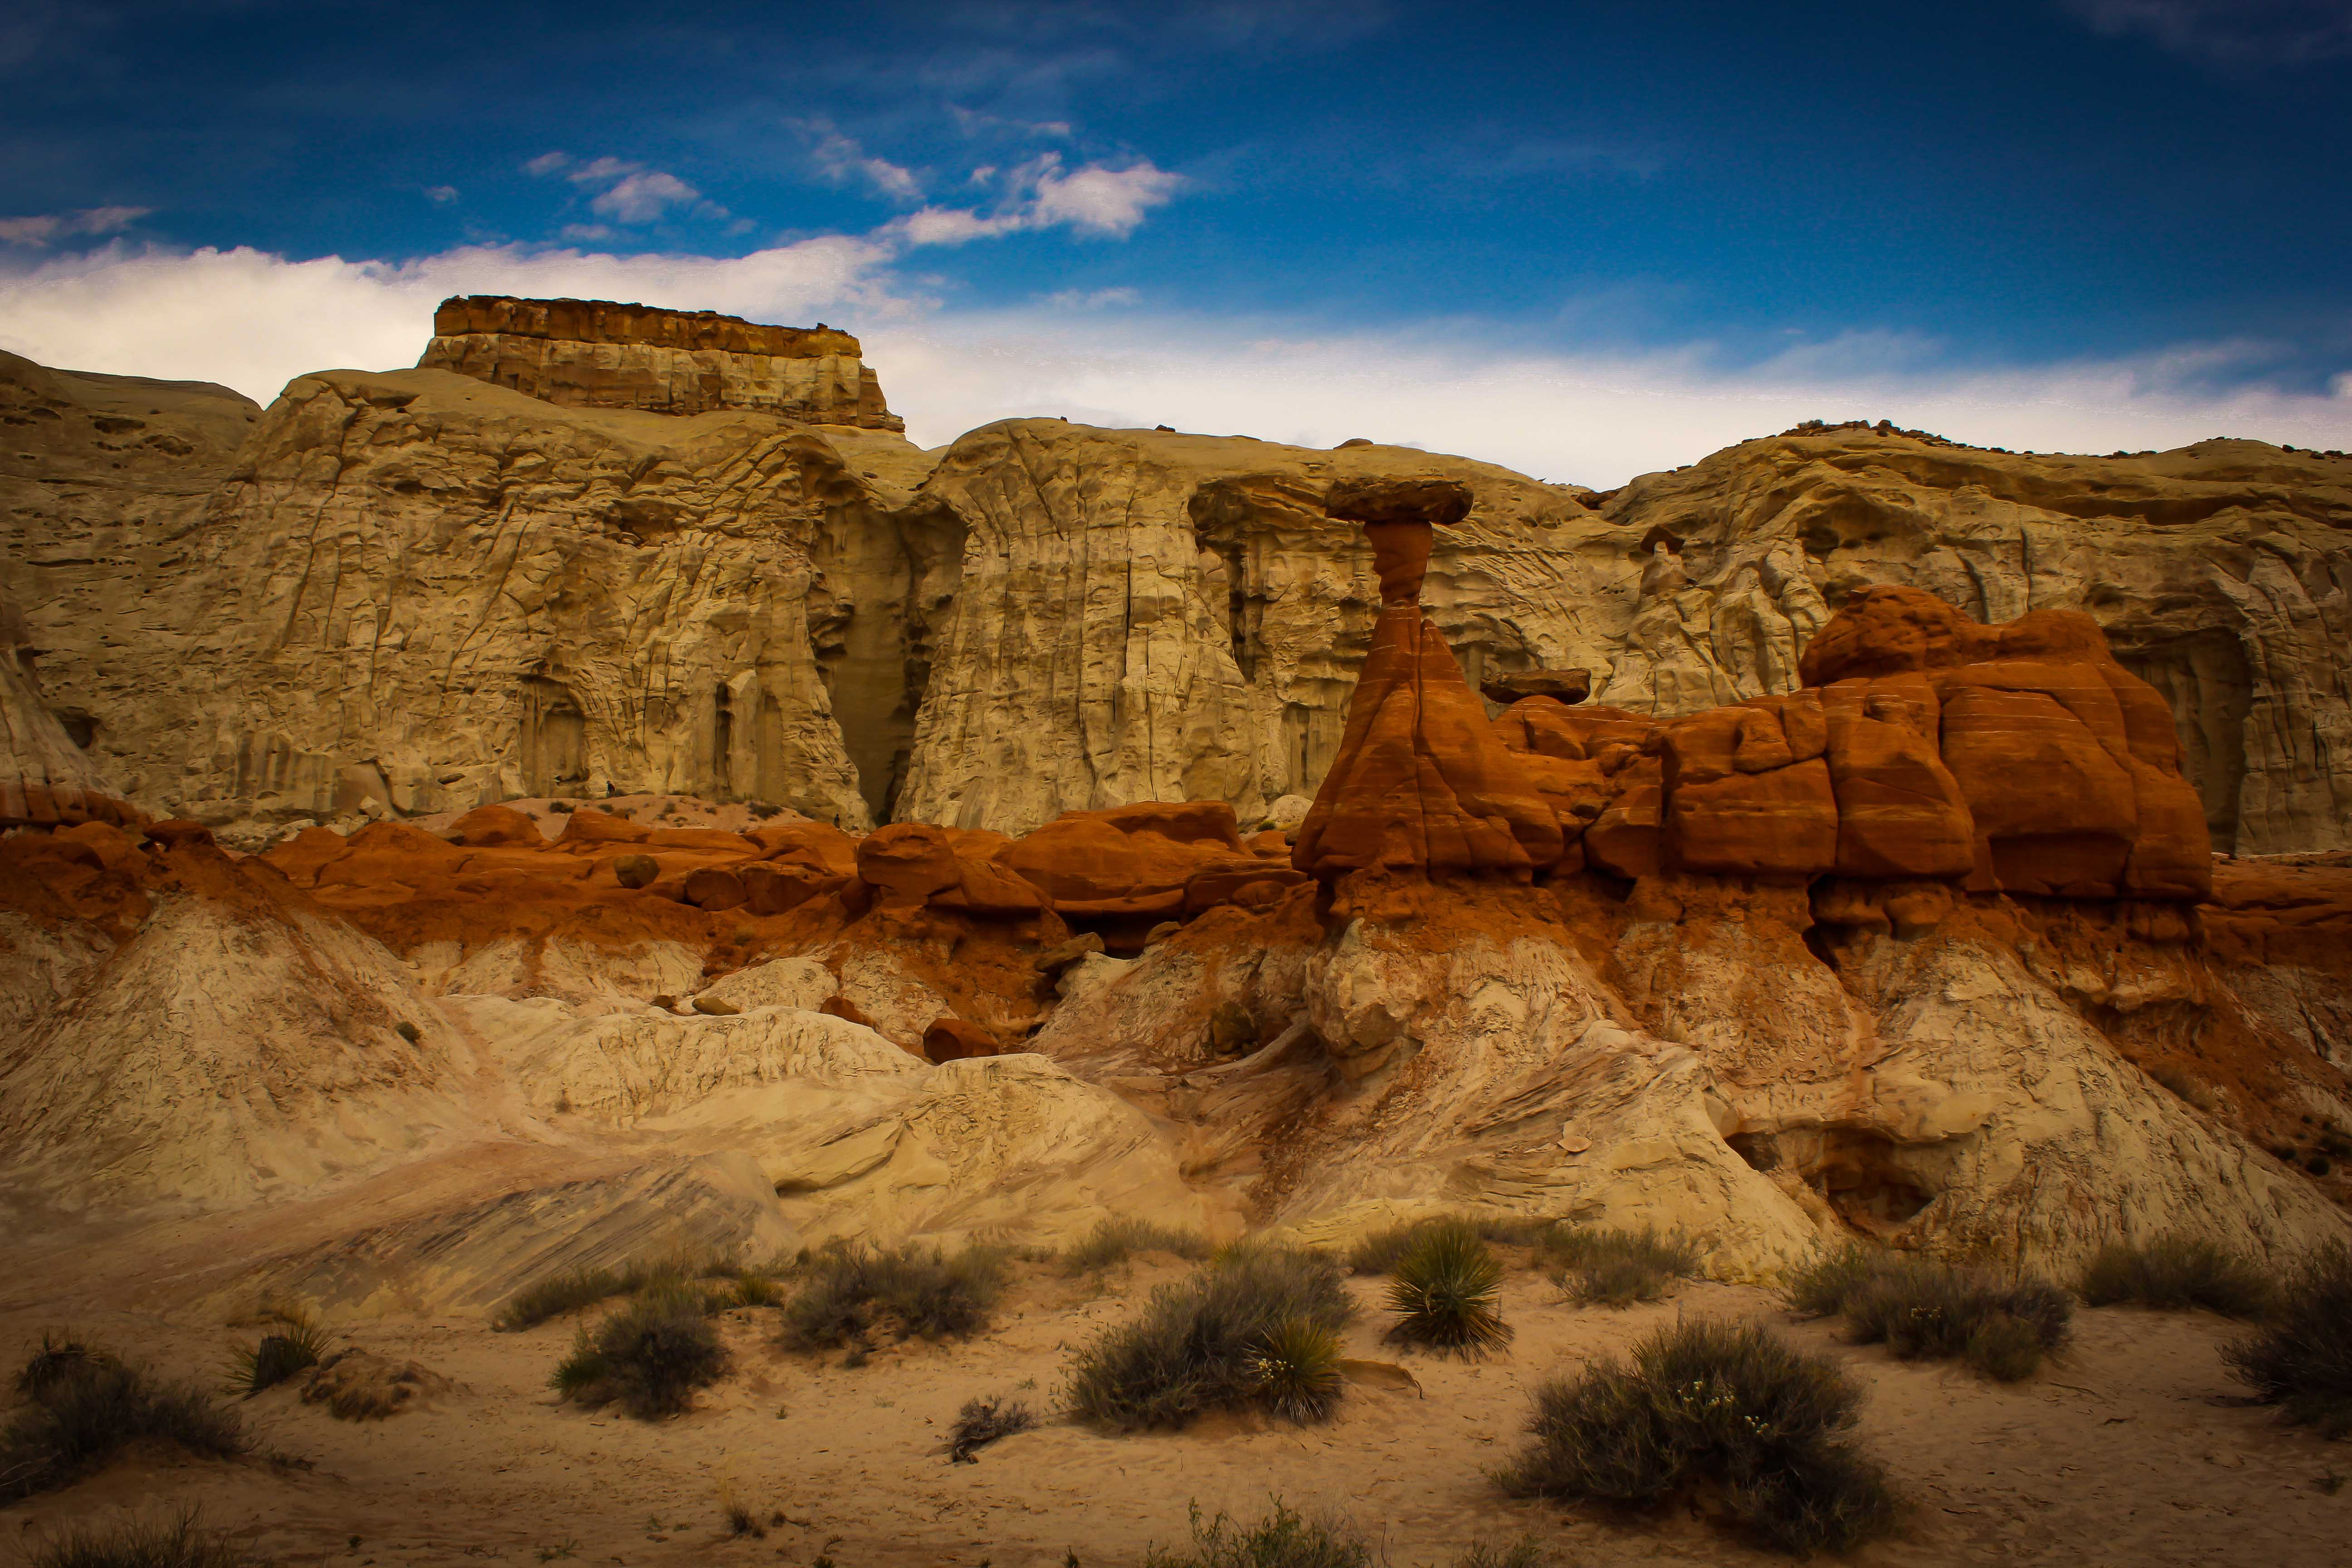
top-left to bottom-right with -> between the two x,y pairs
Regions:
1786,1244 -> 2070,1382
779,1242 -> 1008,1350
550,1281 -> 730,1420
1451,1542 -> 1545,1568
730,1272 -> 785,1308
2223,1240 -> 2352,1437
1061,1216 -> 1212,1274
1067,1243 -> 1356,1430
496,1252 -> 753,1331
1497,1318 -> 1901,1554
2078,1235 -> 2275,1318
721,1497 -> 766,1539
24,1508 -> 261,1568
1537,1225 -> 1700,1307
1385,1220 -> 1510,1354
946,1394 -> 1039,1462
226,1306 -> 329,1397
1246,1317 -> 1347,1422
1,1341 -> 252,1503
1143,1499 -> 1375,1568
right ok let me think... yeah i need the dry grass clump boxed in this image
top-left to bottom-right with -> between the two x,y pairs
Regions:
2078,1235 -> 2275,1318
1144,1500 -> 1375,1568
1537,1226 -> 1702,1306
1062,1216 -> 1212,1274
1786,1244 -> 2070,1382
1497,1318 -> 1901,1555
1067,1243 -> 1356,1430
24,1509 -> 261,1568
1348,1213 -> 1544,1275
551,1281 -> 730,1420
946,1394 -> 1039,1462
778,1242 -> 1008,1351
1385,1220 -> 1510,1355
1,1336 -> 251,1503
2224,1241 -> 2352,1437
225,1306 -> 329,1398
497,1252 -> 783,1332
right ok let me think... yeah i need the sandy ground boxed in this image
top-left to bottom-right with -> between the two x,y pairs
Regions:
3,1263 -> 2345,1568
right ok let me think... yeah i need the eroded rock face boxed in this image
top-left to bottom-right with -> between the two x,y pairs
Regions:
1597,426 -> 2352,853
419,295 -> 902,429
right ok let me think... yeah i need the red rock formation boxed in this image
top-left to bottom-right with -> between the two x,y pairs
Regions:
1292,477 -> 1563,880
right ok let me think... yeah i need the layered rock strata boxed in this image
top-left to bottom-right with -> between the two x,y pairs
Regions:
418,295 -> 902,429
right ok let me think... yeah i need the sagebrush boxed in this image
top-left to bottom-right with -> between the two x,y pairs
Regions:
1786,1244 -> 2070,1382
24,1509 -> 261,1568
1,1337 -> 251,1503
497,1252 -> 771,1331
1348,1213 -> 1544,1275
1067,1243 -> 1357,1430
1538,1226 -> 1701,1307
2223,1241 -> 2352,1437
1062,1216 -> 1212,1274
946,1394 -> 1038,1462
779,1242 -> 1008,1350
2078,1235 -> 2274,1318
1143,1500 -> 1375,1568
551,1281 -> 730,1419
1497,1318 -> 1901,1554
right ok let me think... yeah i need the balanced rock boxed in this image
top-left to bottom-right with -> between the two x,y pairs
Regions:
1293,478 -> 1563,879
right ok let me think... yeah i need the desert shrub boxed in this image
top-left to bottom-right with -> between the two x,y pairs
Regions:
1,1344 -> 250,1503
1839,1261 -> 2070,1382
1066,1243 -> 1357,1430
550,1281 -> 729,1420
2223,1241 -> 2352,1437
1787,1245 -> 2070,1382
226,1307 -> 329,1397
1062,1216 -> 1212,1274
946,1394 -> 1039,1462
25,1509 -> 260,1568
2078,1235 -> 2275,1318
1144,1500 -> 1374,1568
1539,1226 -> 1701,1307
1782,1242 -> 1889,1320
496,1253 -> 756,1331
779,1242 -> 1008,1350
1386,1221 -> 1510,1354
1450,1542 -> 1544,1568
1348,1213 -> 1544,1275
730,1272 -> 785,1308
1497,1318 -> 1900,1554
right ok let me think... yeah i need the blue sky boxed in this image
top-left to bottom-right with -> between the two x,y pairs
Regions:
3,0 -> 2348,483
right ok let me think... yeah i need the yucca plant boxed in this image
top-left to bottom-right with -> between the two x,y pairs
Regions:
1386,1220 -> 1510,1355
226,1308 -> 329,1398
1246,1315 -> 1346,1422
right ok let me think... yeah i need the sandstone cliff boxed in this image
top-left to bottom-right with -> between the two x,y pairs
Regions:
418,295 -> 902,429
5,332 -> 2352,858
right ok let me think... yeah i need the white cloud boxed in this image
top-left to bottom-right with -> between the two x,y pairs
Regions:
1022,156 -> 1186,237
803,125 -> 923,201
566,156 -> 642,186
522,152 -> 570,176
0,236 -> 903,402
424,186 -> 459,205
0,206 -> 151,246
559,223 -> 615,242
1,238 -> 2343,487
590,171 -> 701,224
880,156 -> 1186,248
2064,0 -> 2352,64
1042,286 -> 1141,309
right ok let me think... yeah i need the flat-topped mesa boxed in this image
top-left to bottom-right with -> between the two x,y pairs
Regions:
417,295 -> 904,429
1292,477 -> 1564,881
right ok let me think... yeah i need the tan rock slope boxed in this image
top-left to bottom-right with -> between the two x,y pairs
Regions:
6,323 -> 2352,857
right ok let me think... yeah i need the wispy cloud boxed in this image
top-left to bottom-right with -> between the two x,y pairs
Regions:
885,154 -> 1185,247
423,185 -> 459,205
589,171 -> 701,224
1,235 -> 2342,485
2063,0 -> 2352,64
0,206 -> 151,246
799,122 -> 924,201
